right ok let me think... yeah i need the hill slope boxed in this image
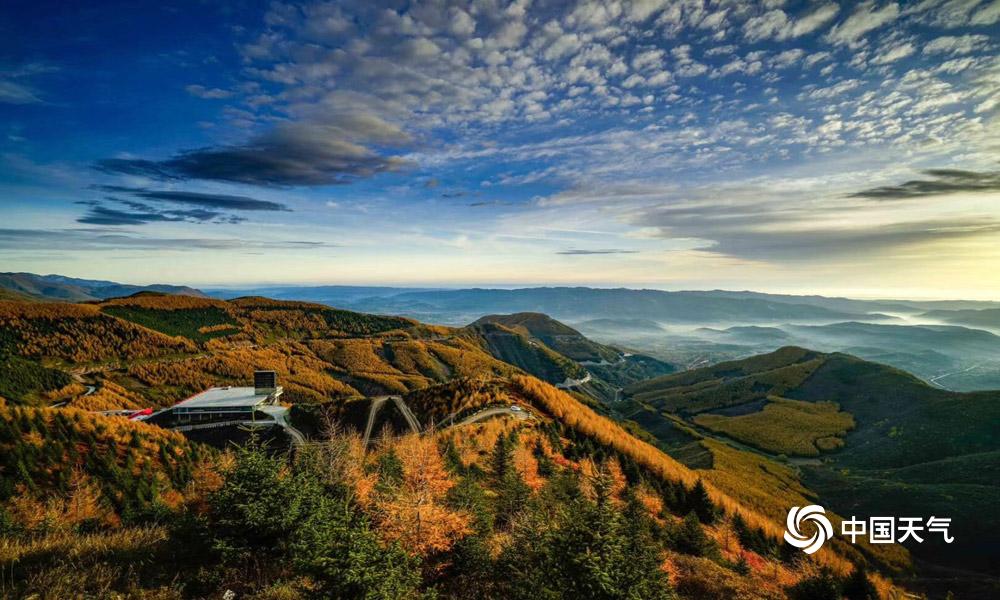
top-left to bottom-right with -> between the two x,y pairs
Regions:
621,347 -> 999,585
469,312 -> 676,390
472,312 -> 620,362
1,296 -> 982,597
0,297 -> 910,599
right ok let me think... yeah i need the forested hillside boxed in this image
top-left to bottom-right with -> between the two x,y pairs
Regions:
467,312 -> 676,400
620,347 -> 1000,594
0,373 -> 898,599
0,296 -> 961,598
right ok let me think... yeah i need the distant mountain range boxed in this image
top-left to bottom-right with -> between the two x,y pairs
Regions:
208,286 -> 906,325
672,321 -> 1000,392
0,273 -> 206,302
920,308 -> 1000,330
206,285 -> 997,325
13,275 -> 996,324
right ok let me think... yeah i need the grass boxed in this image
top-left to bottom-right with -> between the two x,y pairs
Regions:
693,397 -> 854,457
0,526 -> 175,599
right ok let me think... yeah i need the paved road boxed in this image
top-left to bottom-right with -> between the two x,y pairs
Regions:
556,372 -> 592,389
928,362 -> 984,390
454,406 -> 531,426
362,396 -> 393,447
578,354 -> 627,367
393,396 -> 422,434
361,395 -> 422,447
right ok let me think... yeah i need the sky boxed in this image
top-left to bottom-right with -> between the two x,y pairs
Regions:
1,0 -> 999,299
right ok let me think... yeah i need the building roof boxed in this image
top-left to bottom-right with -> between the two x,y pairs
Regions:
174,386 -> 275,409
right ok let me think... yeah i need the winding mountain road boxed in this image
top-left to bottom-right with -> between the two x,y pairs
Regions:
928,362 -> 984,390
556,372 -> 592,389
454,406 -> 531,426
361,395 -> 423,447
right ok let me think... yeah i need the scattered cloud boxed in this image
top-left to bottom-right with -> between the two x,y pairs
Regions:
76,202 -> 237,226
468,200 -> 517,208
5,0 -> 1000,288
76,187 -> 291,226
557,249 -> 640,255
912,0 -> 1000,28
923,34 -> 992,55
96,122 -> 411,186
849,167 -> 1000,199
185,84 -> 233,99
0,228 -> 337,251
0,62 -> 57,104
743,3 -> 839,42
92,186 -> 291,211
872,40 -> 916,64
825,2 -> 900,46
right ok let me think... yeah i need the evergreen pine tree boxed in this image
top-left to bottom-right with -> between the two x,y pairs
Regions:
787,567 -> 842,600
687,479 -> 717,524
672,511 -> 714,557
843,564 -> 879,600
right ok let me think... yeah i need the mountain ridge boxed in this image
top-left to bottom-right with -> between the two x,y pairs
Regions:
0,272 -> 207,302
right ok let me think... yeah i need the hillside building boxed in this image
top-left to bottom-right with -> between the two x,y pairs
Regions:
139,371 -> 297,443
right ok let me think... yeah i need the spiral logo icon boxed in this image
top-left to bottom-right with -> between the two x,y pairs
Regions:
784,505 -> 833,554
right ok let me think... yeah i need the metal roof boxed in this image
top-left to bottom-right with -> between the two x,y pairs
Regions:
174,386 -> 275,409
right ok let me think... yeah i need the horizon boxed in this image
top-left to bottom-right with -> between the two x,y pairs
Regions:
9,269 -> 1000,302
2,1 -> 999,298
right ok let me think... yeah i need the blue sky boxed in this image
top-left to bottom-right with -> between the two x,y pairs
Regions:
2,0 -> 999,298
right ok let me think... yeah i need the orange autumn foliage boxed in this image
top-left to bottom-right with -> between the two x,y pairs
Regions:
372,435 -> 470,556
509,374 -> 854,575
513,443 -> 544,491
0,301 -> 193,363
66,380 -> 149,411
5,470 -> 117,533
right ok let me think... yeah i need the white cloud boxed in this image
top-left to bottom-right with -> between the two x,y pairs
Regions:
872,41 -> 916,64
785,2 -> 840,38
0,80 -> 42,104
743,9 -> 789,42
621,73 -> 645,88
449,7 -> 476,37
826,2 -> 901,47
802,79 -> 862,100
0,62 -> 56,105
544,32 -> 582,60
971,0 -> 1000,24
975,94 -> 998,113
804,51 -> 832,67
742,3 -> 839,42
671,44 -> 708,77
625,0 -> 669,22
772,49 -> 805,69
632,48 -> 665,71
923,34 -> 991,55
912,0 -> 1000,27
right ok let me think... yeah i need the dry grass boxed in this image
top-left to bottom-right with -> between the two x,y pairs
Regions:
694,397 -> 854,457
